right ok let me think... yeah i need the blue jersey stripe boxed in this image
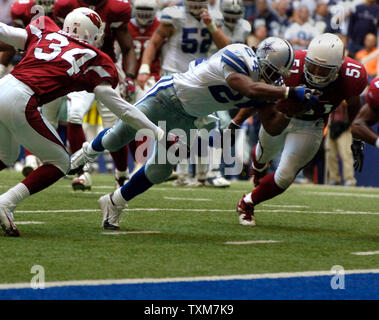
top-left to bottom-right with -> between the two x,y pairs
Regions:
221,56 -> 248,76
223,50 -> 249,75
136,78 -> 174,106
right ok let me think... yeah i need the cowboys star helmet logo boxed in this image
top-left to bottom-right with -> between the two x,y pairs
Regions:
261,41 -> 275,53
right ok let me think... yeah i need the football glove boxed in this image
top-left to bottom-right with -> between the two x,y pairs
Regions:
288,86 -> 321,110
351,139 -> 365,172
123,75 -> 136,101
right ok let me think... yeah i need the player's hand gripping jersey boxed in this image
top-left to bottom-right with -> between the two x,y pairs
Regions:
285,50 -> 367,121
10,16 -> 118,106
53,0 -> 131,62
173,43 -> 262,117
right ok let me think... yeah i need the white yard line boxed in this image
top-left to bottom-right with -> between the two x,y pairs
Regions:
101,231 -> 161,235
164,197 -> 211,201
15,208 -> 379,215
262,204 -> 309,208
1,268 -> 379,290
351,251 -> 379,256
15,221 -> 45,225
301,191 -> 379,198
225,240 -> 281,245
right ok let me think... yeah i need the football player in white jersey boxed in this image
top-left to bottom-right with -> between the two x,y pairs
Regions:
137,0 -> 231,186
69,38 -> 321,231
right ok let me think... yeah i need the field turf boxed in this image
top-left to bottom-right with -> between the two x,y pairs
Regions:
0,169 -> 379,299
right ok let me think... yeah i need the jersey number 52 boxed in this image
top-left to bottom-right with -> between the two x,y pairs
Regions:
181,28 -> 212,54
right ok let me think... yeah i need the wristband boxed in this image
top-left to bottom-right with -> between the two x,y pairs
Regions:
138,64 -> 150,75
375,137 -> 379,149
125,73 -> 136,80
207,22 -> 218,33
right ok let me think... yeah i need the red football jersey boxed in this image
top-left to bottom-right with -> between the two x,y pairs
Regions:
11,16 -> 118,106
53,0 -> 131,62
128,17 -> 161,81
285,50 -> 368,121
11,0 -> 37,27
366,77 -> 379,111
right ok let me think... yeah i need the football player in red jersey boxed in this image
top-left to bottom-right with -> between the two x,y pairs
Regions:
129,0 -> 161,101
234,33 -> 368,226
0,8 -> 166,237
54,0 -> 137,190
350,77 -> 379,172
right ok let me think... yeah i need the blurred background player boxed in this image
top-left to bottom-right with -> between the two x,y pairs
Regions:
127,0 -> 161,173
136,0 -> 231,187
351,77 -> 379,172
236,33 -> 367,227
0,8 -> 165,236
195,0 -> 251,187
53,0 -> 137,190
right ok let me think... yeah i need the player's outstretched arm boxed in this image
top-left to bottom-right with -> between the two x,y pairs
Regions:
0,22 -> 27,50
351,103 -> 379,147
200,9 -> 230,49
116,25 -> 137,78
94,83 -> 164,141
137,23 -> 174,89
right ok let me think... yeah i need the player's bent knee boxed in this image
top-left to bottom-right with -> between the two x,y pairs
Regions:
274,170 -> 295,190
145,164 -> 173,184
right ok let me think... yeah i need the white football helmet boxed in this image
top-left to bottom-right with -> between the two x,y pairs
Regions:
183,0 -> 208,17
304,33 -> 345,88
221,0 -> 244,29
34,0 -> 55,15
256,37 -> 295,84
133,0 -> 157,26
63,7 -> 104,48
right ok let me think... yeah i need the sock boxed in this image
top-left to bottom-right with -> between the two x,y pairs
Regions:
250,172 -> 285,205
110,146 -> 128,172
67,123 -> 86,153
24,148 -> 33,157
251,144 -> 267,171
115,169 -> 127,179
0,183 -> 30,209
21,164 -> 65,195
92,128 -> 110,152
0,160 -> 7,171
118,165 -> 153,202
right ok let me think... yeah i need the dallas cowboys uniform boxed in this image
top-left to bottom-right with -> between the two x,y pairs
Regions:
93,43 -> 262,185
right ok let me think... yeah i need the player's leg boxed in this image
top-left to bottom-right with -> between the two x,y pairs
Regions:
238,119 -> 324,226
21,97 -> 65,178
67,91 -> 95,191
336,128 -> 356,186
250,126 -> 286,187
325,131 -> 340,185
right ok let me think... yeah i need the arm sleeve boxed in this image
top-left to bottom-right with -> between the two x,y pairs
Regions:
0,22 -> 27,50
94,84 -> 164,141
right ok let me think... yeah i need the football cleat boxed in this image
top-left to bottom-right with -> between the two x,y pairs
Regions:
22,155 -> 39,177
172,174 -> 200,187
68,142 -> 98,175
72,172 -> 92,191
236,194 -> 256,226
198,175 -> 231,188
98,193 -> 126,230
249,161 -> 271,188
115,175 -> 128,189
0,205 -> 20,237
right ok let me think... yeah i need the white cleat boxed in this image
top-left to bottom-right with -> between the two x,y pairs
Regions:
22,155 -> 39,177
236,194 -> 256,226
72,171 -> 92,191
198,173 -> 231,188
69,142 -> 98,175
98,194 -> 127,230
0,205 -> 20,237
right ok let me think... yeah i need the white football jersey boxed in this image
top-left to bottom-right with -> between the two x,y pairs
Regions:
284,22 -> 320,51
173,43 -> 262,117
160,6 -> 218,74
223,18 -> 251,44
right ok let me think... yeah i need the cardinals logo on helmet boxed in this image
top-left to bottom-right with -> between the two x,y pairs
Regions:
86,12 -> 102,29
